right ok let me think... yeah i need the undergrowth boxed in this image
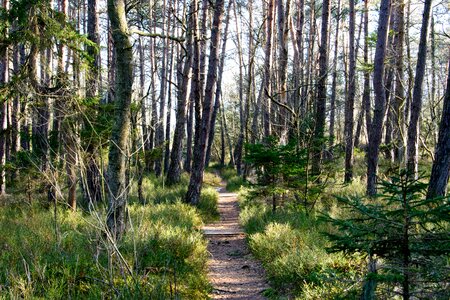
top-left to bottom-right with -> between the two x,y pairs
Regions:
239,186 -> 365,299
0,173 -> 219,299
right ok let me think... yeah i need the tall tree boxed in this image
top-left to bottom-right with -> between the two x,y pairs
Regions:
344,0 -> 356,183
426,58 -> 450,199
167,0 -> 196,185
0,0 -> 9,195
105,0 -> 134,239
328,0 -> 341,150
205,0 -> 232,168
367,0 -> 391,196
263,0 -> 275,137
186,0 -> 225,205
406,0 -> 432,177
311,0 -> 330,175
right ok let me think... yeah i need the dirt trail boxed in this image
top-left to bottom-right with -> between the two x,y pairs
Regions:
203,186 -> 269,299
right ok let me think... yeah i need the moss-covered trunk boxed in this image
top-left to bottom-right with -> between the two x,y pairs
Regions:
106,0 -> 134,239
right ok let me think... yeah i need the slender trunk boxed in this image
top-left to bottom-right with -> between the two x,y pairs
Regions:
106,0 -> 134,239
393,0 -> 405,162
344,0 -> 356,183
263,0 -> 275,137
406,0 -> 432,177
155,0 -> 169,177
363,0 -> 372,143
0,0 -> 9,195
311,0 -> 330,175
328,0 -> 341,150
186,0 -> 225,205
367,0 -> 391,196
167,0 -> 195,185
205,0 -> 232,168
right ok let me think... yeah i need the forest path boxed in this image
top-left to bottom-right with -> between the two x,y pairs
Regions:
203,185 -> 269,299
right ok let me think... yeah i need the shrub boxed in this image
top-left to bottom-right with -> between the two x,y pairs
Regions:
226,175 -> 246,192
198,187 -> 219,222
322,170 -> 450,299
240,203 -> 363,298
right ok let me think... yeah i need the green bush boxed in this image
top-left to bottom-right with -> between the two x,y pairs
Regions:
220,167 -> 237,181
226,175 -> 246,192
198,186 -> 219,222
240,200 -> 363,299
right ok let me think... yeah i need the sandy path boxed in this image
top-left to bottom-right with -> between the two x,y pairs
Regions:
203,187 -> 269,299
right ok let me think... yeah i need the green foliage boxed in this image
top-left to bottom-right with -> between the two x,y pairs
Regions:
129,174 -> 219,222
245,136 -> 322,212
239,195 -> 364,299
0,200 -> 211,299
322,170 -> 450,298
226,175 -> 246,192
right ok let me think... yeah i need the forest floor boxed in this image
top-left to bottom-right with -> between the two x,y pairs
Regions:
203,184 -> 269,299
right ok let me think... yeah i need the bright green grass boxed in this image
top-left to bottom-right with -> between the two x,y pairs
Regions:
239,189 -> 364,299
0,173 -> 220,299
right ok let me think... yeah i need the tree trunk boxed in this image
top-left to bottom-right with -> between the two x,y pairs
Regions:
344,0 -> 356,183
263,0 -> 275,137
0,0 -> 9,195
311,0 -> 330,175
328,0 -> 341,151
367,0 -> 391,196
84,0 -> 102,205
426,59 -> 450,199
363,0 -> 372,144
155,0 -> 169,177
167,0 -> 195,185
106,0 -> 134,239
205,0 -> 232,168
186,0 -> 225,205
406,0 -> 432,177
392,0 -> 405,162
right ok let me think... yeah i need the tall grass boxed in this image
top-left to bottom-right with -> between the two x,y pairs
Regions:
0,173 -> 219,299
239,189 -> 364,299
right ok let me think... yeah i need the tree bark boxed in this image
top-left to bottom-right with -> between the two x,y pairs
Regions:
0,0 -> 9,195
328,0 -> 341,151
406,0 -> 432,177
263,0 -> 275,137
167,0 -> 196,185
205,0 -> 232,168
311,0 -> 330,175
186,0 -> 225,205
106,0 -> 134,239
426,59 -> 450,199
367,0 -> 391,196
344,0 -> 356,183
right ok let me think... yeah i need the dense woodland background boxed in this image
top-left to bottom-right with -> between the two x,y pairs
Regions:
0,0 -> 449,298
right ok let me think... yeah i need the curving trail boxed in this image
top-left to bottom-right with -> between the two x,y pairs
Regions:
203,186 -> 269,299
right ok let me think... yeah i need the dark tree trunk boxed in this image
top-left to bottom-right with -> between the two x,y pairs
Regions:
426,59 -> 450,199
344,0 -> 356,183
367,0 -> 391,196
106,0 -> 134,239
186,0 -> 225,205
311,0 -> 330,175
328,0 -> 341,151
155,0 -> 169,177
205,0 -> 232,168
406,0 -> 432,177
263,0 -> 275,137
392,0 -> 405,162
84,0 -> 102,205
167,0 -> 196,185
